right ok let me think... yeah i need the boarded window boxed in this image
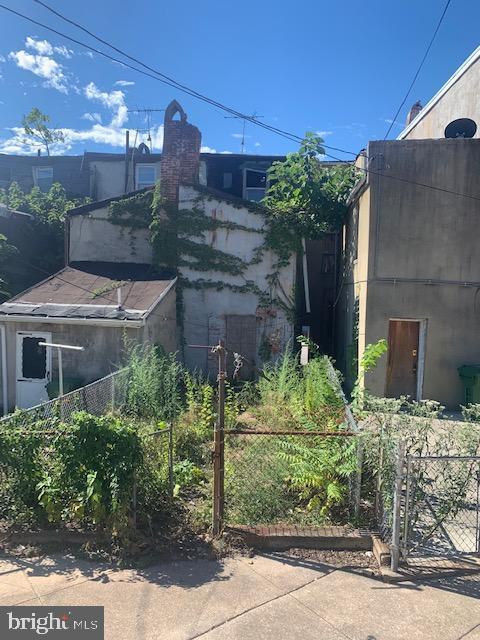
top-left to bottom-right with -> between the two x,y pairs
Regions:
225,315 -> 257,379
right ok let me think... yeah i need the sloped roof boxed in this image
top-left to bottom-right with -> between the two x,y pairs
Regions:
0,262 -> 176,322
398,45 -> 480,140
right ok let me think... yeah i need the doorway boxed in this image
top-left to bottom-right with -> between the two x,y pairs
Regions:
386,320 -> 425,400
16,331 -> 51,409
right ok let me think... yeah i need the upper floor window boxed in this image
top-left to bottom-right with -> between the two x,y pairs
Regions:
136,164 -> 157,189
243,168 -> 267,202
33,166 -> 53,192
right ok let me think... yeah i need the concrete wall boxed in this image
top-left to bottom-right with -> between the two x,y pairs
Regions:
68,205 -> 153,264
143,285 -> 177,353
89,160 -> 162,200
343,138 -> 480,407
401,53 -> 480,140
179,185 -> 295,374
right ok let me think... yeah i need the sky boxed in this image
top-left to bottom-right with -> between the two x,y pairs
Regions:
0,0 -> 479,159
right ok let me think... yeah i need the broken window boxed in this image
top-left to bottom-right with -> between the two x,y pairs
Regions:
243,169 -> 267,202
22,337 -> 47,379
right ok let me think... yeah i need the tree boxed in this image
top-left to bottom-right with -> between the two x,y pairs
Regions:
263,132 -> 358,237
0,182 -> 89,297
21,108 -> 65,156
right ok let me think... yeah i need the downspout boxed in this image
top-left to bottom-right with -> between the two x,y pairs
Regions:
0,325 -> 8,415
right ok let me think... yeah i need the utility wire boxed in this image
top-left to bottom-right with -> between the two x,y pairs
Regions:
383,0 -> 453,139
1,0 -> 353,156
1,4 -> 478,202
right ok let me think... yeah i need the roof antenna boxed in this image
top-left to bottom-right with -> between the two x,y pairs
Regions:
224,111 -> 264,153
127,107 -> 164,152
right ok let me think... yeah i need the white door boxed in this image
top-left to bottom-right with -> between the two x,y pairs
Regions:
16,331 -> 52,409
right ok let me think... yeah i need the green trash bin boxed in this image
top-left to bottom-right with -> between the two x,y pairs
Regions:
458,365 -> 480,405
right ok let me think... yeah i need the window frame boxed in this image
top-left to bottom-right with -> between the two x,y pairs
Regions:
135,163 -> 157,189
242,167 -> 268,202
33,166 -> 54,191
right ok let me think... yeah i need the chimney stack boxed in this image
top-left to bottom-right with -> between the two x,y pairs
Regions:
161,100 -> 201,204
406,101 -> 422,126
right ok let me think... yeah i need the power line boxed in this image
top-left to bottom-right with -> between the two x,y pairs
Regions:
383,0 -> 453,139
1,4 -> 477,203
24,0 -> 355,157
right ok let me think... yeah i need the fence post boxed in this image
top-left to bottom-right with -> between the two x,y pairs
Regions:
111,373 -> 116,412
212,339 -> 226,537
391,439 -> 406,572
132,470 -> 137,529
354,440 -> 363,519
168,422 -> 174,497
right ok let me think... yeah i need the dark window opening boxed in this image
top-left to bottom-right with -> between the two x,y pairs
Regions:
22,337 -> 47,379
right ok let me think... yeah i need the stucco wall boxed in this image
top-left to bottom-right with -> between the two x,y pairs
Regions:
68,205 -> 153,264
142,285 -> 177,353
89,160 -> 162,200
178,185 -> 295,374
346,138 -> 480,407
401,54 -> 480,140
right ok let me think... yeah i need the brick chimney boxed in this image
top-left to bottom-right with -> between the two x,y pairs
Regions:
161,100 -> 201,203
406,101 -> 422,126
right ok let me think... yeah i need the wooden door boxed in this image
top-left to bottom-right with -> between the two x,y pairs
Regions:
386,320 -> 419,399
225,315 -> 257,379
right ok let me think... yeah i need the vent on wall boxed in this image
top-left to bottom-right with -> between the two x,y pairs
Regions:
444,118 -> 477,139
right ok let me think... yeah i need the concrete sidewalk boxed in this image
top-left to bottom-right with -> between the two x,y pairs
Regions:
1,551 -> 480,639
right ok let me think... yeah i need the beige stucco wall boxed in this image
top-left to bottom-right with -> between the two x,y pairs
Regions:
401,53 -> 480,140
69,205 -> 153,264
344,138 -> 480,407
179,185 -> 295,373
89,160 -> 161,200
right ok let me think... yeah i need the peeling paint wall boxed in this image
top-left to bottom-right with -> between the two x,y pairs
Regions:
68,205 -> 153,264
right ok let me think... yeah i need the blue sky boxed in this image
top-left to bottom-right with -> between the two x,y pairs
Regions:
0,0 -> 479,158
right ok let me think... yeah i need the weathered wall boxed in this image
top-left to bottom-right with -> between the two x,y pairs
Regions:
89,159 -> 162,201
68,205 -> 153,264
401,52 -> 480,140
0,155 -> 89,196
346,138 -> 480,407
1,321 -> 139,411
179,185 -> 295,374
143,285 -> 177,353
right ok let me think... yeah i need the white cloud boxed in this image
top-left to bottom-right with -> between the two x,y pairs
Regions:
25,37 -> 73,59
82,112 -> 102,123
201,146 -> 217,153
84,82 -> 128,127
25,36 -> 53,55
114,80 -> 135,87
0,55 -> 5,63
254,142 -> 261,148
8,49 -> 68,93
231,133 -> 251,139
316,130 -> 333,137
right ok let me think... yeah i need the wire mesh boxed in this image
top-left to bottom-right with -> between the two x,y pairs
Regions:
224,431 -> 357,528
0,368 -> 129,427
404,456 -> 480,557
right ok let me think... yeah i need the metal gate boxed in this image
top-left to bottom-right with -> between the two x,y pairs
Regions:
400,454 -> 480,560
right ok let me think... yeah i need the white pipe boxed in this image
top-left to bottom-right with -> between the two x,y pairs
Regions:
57,347 -> 63,397
117,287 -> 122,309
0,325 -> 7,416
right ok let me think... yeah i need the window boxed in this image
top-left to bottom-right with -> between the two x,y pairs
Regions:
22,337 -> 47,379
243,169 -> 267,202
33,166 -> 53,192
223,172 -> 233,189
136,164 -> 157,189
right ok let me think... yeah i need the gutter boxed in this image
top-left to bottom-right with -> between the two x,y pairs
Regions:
0,315 -> 144,328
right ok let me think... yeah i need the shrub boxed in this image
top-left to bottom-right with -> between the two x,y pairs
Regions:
462,403 -> 480,423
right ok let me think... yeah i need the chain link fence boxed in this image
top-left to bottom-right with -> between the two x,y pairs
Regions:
0,368 -> 129,427
403,455 -> 480,558
224,430 -> 358,530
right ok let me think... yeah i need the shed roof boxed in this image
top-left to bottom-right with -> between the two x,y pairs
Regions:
0,262 -> 176,322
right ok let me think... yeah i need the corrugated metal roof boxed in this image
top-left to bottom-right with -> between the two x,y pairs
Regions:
0,262 -> 175,321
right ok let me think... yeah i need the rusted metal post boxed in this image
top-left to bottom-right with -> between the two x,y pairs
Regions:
168,422 -> 174,497
212,339 -> 226,537
391,440 -> 406,572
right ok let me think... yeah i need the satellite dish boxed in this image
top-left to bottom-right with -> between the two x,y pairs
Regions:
444,118 -> 477,139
